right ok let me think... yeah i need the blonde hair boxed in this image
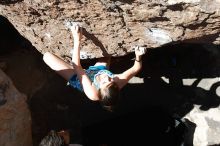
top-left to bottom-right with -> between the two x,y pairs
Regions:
99,82 -> 120,111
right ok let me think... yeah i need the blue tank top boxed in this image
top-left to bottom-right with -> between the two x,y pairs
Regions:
68,65 -> 114,92
93,70 -> 114,89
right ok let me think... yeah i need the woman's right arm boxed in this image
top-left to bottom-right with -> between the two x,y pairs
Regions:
71,25 -> 99,101
73,64 -> 99,101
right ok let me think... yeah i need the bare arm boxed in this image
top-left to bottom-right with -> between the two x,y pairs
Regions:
116,46 -> 146,89
71,25 -> 99,101
73,64 -> 99,101
72,40 -> 81,66
71,25 -> 82,66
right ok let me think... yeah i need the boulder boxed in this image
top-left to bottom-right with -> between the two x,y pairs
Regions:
0,0 -> 220,60
0,69 -> 32,146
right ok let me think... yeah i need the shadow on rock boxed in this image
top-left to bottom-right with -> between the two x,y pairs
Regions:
82,107 -> 186,146
113,43 -> 220,146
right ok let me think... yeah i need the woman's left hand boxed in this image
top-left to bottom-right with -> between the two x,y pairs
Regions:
135,46 -> 147,57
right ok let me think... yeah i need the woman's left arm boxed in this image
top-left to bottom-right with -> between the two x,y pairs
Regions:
116,46 -> 146,89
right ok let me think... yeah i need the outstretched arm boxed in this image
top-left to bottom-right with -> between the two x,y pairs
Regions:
70,24 -> 82,67
116,46 -> 147,89
70,25 -> 99,101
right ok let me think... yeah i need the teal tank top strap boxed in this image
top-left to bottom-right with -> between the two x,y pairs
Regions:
93,70 -> 114,89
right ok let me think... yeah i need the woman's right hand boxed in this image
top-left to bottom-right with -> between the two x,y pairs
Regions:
71,24 -> 82,65
70,23 -> 82,43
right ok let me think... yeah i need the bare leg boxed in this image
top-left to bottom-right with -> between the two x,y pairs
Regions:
43,52 -> 75,80
94,57 -> 111,69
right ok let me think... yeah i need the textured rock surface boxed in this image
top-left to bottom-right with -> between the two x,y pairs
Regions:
0,69 -> 32,146
185,106 -> 220,146
1,0 -> 220,60
182,77 -> 220,146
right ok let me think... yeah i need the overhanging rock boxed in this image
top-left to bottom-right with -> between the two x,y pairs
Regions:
0,0 -> 220,60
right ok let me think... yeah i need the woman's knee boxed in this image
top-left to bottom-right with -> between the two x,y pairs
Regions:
43,52 -> 53,63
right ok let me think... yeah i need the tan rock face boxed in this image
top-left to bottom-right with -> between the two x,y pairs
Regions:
0,0 -> 220,61
0,69 -> 32,146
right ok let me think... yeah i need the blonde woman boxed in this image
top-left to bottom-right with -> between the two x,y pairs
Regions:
43,24 -> 146,111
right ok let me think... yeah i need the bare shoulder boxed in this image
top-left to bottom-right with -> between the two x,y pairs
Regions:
113,74 -> 120,81
113,74 -> 127,89
114,73 -> 128,80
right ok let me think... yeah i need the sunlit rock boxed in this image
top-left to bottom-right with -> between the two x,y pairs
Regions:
0,0 -> 219,60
